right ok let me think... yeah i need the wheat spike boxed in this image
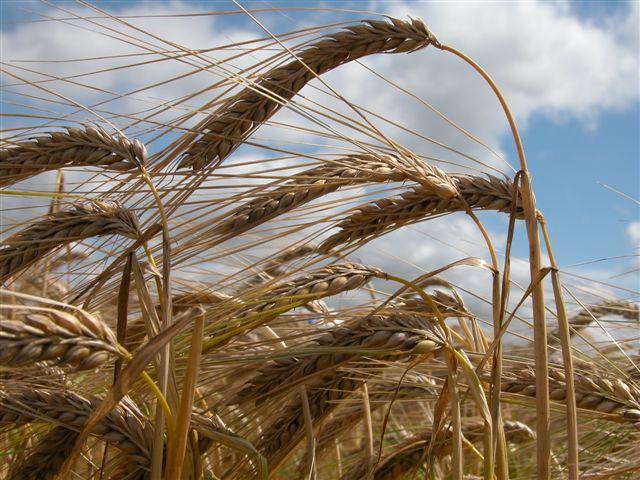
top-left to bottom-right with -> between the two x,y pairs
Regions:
0,200 -> 140,282
0,304 -> 120,370
0,388 -> 153,471
179,18 -> 438,171
502,367 -> 640,425
0,126 -> 145,187
320,174 -> 522,252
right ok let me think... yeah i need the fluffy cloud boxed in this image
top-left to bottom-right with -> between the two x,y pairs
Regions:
627,221 -> 640,247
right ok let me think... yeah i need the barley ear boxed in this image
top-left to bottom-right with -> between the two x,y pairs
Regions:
0,200 -> 140,282
178,18 -> 438,171
0,126 -> 145,187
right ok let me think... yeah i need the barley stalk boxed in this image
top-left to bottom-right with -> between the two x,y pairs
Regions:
0,200 -> 140,282
0,389 -> 154,471
502,368 -> 640,425
179,17 -> 438,171
0,304 -> 120,370
319,174 -> 522,252
0,126 -> 145,187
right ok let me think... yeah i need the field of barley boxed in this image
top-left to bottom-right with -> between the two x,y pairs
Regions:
0,2 -> 638,479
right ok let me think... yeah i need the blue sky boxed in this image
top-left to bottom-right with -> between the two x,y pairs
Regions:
523,105 -> 639,266
518,1 -> 639,266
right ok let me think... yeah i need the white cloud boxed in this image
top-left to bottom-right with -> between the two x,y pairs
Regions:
627,220 -> 640,247
3,1 -> 637,168
626,220 -> 640,270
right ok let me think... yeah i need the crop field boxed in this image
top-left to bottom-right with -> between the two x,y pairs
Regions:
0,2 -> 638,479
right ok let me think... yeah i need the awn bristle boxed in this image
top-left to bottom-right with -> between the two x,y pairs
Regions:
502,368 -> 640,425
0,389 -> 154,471
8,427 -> 76,480
0,200 -> 140,282
0,126 -> 145,187
341,420 -> 535,480
178,18 -> 438,171
320,174 -> 522,251
0,304 -> 120,370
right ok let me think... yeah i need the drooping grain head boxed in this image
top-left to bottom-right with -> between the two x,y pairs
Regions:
215,154 -> 457,242
0,200 -> 140,282
342,419 -> 535,480
0,389 -> 154,472
8,427 -> 77,480
178,18 -> 438,171
502,367 -> 640,425
548,300 -> 639,345
0,304 -> 120,370
320,174 -> 522,252
253,315 -> 444,469
239,262 -> 382,318
0,126 -> 146,187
